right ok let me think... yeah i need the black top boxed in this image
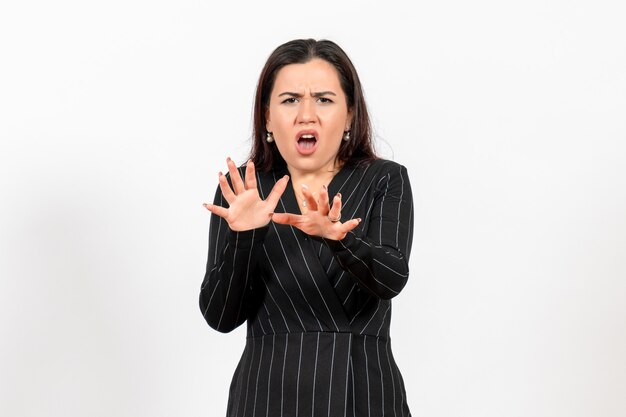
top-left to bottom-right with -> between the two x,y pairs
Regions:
200,158 -> 414,417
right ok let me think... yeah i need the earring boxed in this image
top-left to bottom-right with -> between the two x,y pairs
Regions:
342,130 -> 350,141
266,132 -> 274,143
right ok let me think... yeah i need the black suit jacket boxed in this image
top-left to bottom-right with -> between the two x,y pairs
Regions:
200,159 -> 414,417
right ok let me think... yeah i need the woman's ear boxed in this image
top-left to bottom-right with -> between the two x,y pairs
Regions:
265,107 -> 271,132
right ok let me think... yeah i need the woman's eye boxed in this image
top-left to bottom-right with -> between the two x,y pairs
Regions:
317,97 -> 333,103
282,98 -> 298,104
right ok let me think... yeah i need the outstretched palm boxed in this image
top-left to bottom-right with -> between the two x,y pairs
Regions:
204,158 -> 289,231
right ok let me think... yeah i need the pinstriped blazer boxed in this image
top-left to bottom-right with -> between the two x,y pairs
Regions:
200,159 -> 414,417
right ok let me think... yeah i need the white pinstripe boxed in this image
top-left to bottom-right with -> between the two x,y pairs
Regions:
212,192 -> 224,264
349,298 -> 373,325
262,303 -> 276,334
242,336 -> 256,417
360,299 -> 381,335
327,332 -> 336,417
396,167 -> 405,248
343,334 -> 353,417
203,246 -> 228,289
280,335 -> 288,417
385,339 -> 398,417
376,305 -> 391,337
376,340 -> 385,417
333,166 -> 360,199
342,283 -> 357,305
333,271 -> 345,288
216,232 -> 242,330
311,332 -> 320,417
202,280 -> 221,318
406,198 -> 414,256
252,336 -> 265,417
326,257 -> 336,274
296,333 -> 304,417
350,236 -> 403,259
265,334 -> 275,417
234,231 -> 256,325
372,259 -> 409,277
257,312 -> 267,336
350,355 -> 355,417
379,173 -> 390,245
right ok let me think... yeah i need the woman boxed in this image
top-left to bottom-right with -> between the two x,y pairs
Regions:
200,39 -> 414,417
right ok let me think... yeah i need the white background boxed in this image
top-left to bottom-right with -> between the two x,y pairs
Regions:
1,1 -> 625,416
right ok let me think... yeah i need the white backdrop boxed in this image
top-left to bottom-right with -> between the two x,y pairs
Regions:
1,1 -> 625,416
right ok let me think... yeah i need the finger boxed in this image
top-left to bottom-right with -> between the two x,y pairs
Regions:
301,184 -> 318,211
203,203 -> 229,219
271,212 -> 302,226
218,171 -> 236,204
328,193 -> 343,220
244,160 -> 258,191
318,185 -> 330,216
265,175 -> 289,208
226,157 -> 245,194
338,218 -> 361,235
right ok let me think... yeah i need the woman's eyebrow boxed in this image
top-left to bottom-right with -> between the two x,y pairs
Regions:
312,91 -> 337,97
277,91 -> 337,98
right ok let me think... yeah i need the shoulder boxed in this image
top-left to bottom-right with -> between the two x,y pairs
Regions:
369,158 -> 407,171
355,158 -> 409,178
338,159 -> 410,196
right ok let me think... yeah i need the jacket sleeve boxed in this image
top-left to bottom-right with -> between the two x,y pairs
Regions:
199,184 -> 269,333
324,163 -> 414,300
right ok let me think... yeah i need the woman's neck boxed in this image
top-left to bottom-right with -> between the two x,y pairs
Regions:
287,159 -> 341,185
287,161 -> 342,213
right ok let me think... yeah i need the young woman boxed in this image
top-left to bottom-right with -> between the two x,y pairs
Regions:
200,38 -> 414,417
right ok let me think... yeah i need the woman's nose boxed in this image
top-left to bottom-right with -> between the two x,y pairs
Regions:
297,98 -> 315,123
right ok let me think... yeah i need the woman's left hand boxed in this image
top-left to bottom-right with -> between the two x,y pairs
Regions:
271,184 -> 361,241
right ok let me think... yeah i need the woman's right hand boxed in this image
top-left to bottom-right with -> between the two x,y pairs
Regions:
203,157 -> 289,231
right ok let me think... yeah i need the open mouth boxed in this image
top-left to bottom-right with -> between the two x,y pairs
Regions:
296,132 -> 318,154
297,134 -> 317,150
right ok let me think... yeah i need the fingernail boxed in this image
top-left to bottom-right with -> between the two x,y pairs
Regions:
302,184 -> 308,190
226,157 -> 231,162
357,218 -> 362,223
283,175 -> 290,180
337,193 -> 342,199
322,184 -> 327,190
203,203 -> 208,207
218,171 -> 223,177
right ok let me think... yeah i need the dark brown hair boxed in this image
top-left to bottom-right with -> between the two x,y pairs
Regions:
249,39 -> 377,172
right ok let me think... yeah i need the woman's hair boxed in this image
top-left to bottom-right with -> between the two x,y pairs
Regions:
249,39 -> 377,172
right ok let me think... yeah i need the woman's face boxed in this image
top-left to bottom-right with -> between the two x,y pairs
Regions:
266,58 -> 352,176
